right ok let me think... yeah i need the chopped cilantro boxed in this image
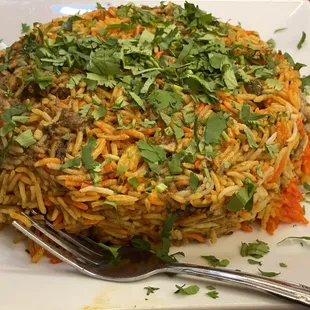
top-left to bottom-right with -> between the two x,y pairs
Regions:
98,243 -> 120,259
248,259 -> 262,266
144,286 -> 159,296
297,31 -> 306,49
226,182 -> 258,212
60,157 -> 81,171
241,240 -> 269,259
265,78 -> 283,91
92,104 -> 107,120
128,177 -> 139,188
256,163 -> 263,178
130,92 -> 145,111
147,90 -> 183,114
258,268 -> 280,278
265,143 -> 279,158
203,112 -> 227,144
116,165 -> 127,176
189,172 -> 199,192
62,133 -> 73,140
21,23 -> 30,34
206,290 -> 219,299
244,127 -> 258,148
206,285 -> 216,291
201,255 -> 230,267
279,262 -> 287,268
79,104 -> 92,117
274,28 -> 287,33
238,103 -> 268,127
155,214 -> 177,261
81,136 -> 97,169
267,39 -> 276,48
24,68 -> 53,90
174,284 -> 200,295
304,183 -> 310,191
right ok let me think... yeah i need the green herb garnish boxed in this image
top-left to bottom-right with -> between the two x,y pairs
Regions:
174,284 -> 200,295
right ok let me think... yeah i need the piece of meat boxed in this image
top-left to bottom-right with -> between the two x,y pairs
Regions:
57,109 -> 88,131
55,141 -> 67,160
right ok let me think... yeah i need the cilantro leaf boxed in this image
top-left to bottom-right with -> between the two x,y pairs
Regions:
267,39 -> 276,48
201,255 -> 230,267
174,284 -> 200,295
258,268 -> 280,278
67,74 -> 84,89
206,290 -> 219,299
265,78 -> 283,91
79,104 -> 91,117
130,92 -> 145,111
248,259 -> 262,266
24,68 -> 53,90
304,183 -> 310,191
63,15 -> 82,31
274,28 -> 287,33
241,240 -> 269,259
81,136 -> 97,169
297,31 -> 306,49
15,130 -> 36,148
147,90 -> 183,114
86,73 -> 117,88
0,121 -> 16,137
92,104 -> 107,121
168,152 -> 184,175
189,172 -> 199,192
203,112 -> 227,144
244,127 -> 258,149
265,143 -> 279,158
131,237 -> 151,251
21,23 -> 30,34
155,214 -> 177,261
257,163 -> 263,178
98,243 -> 120,259
279,262 -> 287,268
87,48 -> 121,76
60,157 -> 81,171
226,182 -> 258,212
144,286 -> 159,296
137,140 -> 166,164
206,285 -> 216,291
128,177 -> 139,188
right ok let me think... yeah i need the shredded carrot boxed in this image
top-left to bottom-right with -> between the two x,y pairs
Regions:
240,222 -> 253,232
194,159 -> 203,169
27,239 -> 36,257
195,103 -> 205,115
63,197 -> 88,210
225,37 -> 232,45
266,180 -> 308,234
302,137 -> 310,175
53,213 -> 63,227
297,116 -> 305,134
140,128 -> 156,135
50,257 -> 62,264
44,198 -> 55,207
183,233 -> 205,243
154,51 -> 167,59
270,150 -> 289,182
276,120 -> 289,144
183,126 -> 192,134
64,180 -> 82,187
148,192 -> 165,206
262,161 -> 269,172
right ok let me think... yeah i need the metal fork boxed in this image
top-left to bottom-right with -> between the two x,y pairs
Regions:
12,212 -> 310,307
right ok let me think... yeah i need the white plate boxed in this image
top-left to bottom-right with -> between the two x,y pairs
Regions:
1,0 -> 310,309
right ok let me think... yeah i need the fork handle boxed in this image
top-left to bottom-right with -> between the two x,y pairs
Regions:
166,263 -> 310,307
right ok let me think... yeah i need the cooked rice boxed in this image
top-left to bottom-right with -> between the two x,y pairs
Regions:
0,2 -> 309,261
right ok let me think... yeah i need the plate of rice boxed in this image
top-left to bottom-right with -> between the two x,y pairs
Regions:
0,0 -> 310,309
